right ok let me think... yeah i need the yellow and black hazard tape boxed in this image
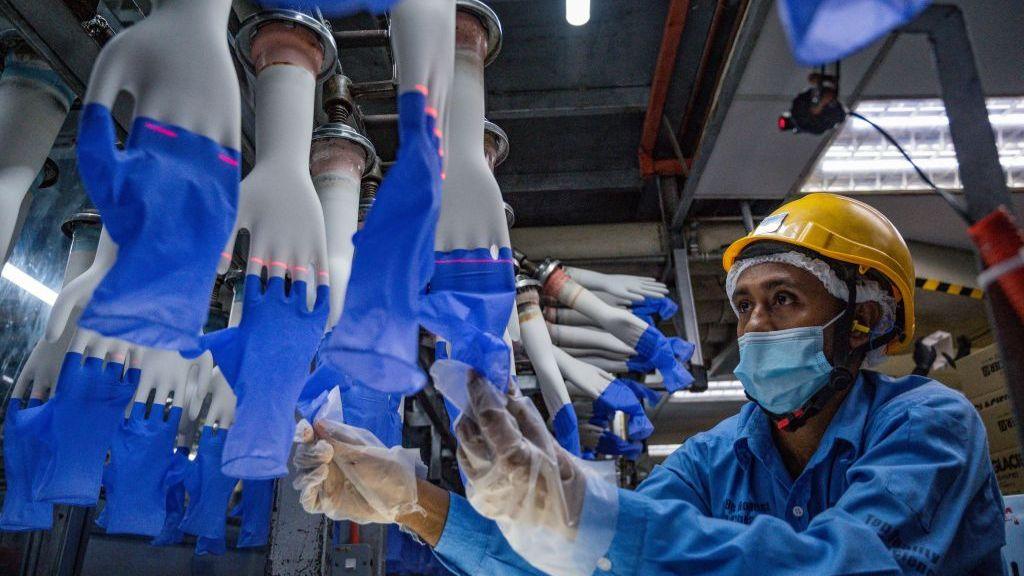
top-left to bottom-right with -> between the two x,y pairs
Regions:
915,278 -> 984,300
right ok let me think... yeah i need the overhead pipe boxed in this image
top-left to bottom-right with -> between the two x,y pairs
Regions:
638,0 -> 691,178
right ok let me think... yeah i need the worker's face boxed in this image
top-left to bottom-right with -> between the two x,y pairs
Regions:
732,262 -> 843,357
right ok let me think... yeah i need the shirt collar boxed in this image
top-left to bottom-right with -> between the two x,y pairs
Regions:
733,373 -> 872,470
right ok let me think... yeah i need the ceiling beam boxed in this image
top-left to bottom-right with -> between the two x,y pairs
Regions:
497,168 -> 640,194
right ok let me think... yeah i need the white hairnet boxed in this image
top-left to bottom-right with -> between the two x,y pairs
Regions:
725,250 -> 896,366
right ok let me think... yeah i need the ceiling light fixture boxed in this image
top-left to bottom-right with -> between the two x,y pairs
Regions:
566,0 -> 590,26
1,263 -> 57,306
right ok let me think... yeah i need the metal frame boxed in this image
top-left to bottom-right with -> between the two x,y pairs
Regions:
899,4 -> 1024,448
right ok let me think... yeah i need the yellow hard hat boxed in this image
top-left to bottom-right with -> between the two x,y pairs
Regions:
722,193 -> 915,353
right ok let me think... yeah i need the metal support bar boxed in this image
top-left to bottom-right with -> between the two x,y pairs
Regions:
900,4 -> 1024,447
672,244 -> 708,392
267,466 -> 330,575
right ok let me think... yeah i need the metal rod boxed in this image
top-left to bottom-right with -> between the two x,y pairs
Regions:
739,201 -> 754,233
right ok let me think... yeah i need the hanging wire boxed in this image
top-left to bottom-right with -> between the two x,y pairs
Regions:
848,110 -> 972,223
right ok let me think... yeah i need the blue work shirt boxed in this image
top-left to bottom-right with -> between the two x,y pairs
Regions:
433,372 -> 1006,575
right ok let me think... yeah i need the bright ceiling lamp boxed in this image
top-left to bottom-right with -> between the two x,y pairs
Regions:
803,96 -> 1024,193
2,263 -> 57,306
566,0 -> 590,26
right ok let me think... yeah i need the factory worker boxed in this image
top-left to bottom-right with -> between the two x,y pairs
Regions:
292,193 -> 1005,575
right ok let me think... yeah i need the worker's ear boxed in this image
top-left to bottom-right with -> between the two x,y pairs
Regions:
849,301 -> 882,349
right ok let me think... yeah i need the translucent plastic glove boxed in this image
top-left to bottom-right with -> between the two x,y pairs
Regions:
32,353 -> 138,505
102,403 -> 182,536
151,446 -> 190,546
231,480 -> 274,548
311,91 -> 442,396
630,296 -> 678,326
75,0 -> 240,351
0,399 -> 53,531
198,275 -> 327,479
633,326 -> 695,393
563,266 -> 669,303
256,0 -> 402,16
179,426 -> 238,540
0,50 -> 73,265
452,372 -> 619,576
589,379 -> 654,441
291,418 -> 426,524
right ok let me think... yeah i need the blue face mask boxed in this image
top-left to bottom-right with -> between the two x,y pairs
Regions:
734,313 -> 842,416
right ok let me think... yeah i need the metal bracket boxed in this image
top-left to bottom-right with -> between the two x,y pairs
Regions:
671,243 -> 708,392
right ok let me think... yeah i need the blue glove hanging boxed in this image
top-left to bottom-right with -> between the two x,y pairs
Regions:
341,385 -> 403,448
625,355 -> 655,374
633,327 -> 695,393
75,104 -> 240,352
179,427 -> 238,541
33,354 -> 137,506
621,378 -> 664,407
0,399 -> 53,531
231,480 -> 274,548
195,535 -> 227,556
630,297 -> 678,326
103,403 -> 182,536
255,0 -> 401,16
590,379 -> 654,441
778,0 -> 931,66
595,432 -> 643,460
551,403 -> 582,456
420,247 -> 515,392
312,91 -> 442,397
151,447 -> 191,546
199,274 -> 328,480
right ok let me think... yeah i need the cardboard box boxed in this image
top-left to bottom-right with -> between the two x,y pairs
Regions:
992,447 -> 1024,495
972,388 -> 1020,454
957,345 -> 1007,400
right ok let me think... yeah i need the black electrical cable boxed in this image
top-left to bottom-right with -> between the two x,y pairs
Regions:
848,110 -> 972,223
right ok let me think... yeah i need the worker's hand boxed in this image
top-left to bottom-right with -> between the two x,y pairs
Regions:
291,419 -> 425,524
455,373 -> 620,576
564,266 -> 669,303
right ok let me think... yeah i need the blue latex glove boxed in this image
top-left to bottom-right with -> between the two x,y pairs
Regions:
311,90 -> 441,396
590,379 -> 654,441
255,0 -> 401,16
595,431 -> 643,460
630,296 -> 678,326
551,403 -> 582,457
230,480 -> 274,548
633,327 -> 695,393
778,0 -> 931,66
621,378 -> 664,407
75,104 -> 240,352
33,354 -> 137,505
0,399 -> 53,531
179,427 -> 238,540
151,447 -> 191,546
341,385 -> 403,448
625,356 -> 655,374
102,403 -> 182,536
195,535 -> 227,556
420,247 -> 516,392
199,274 -> 328,480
